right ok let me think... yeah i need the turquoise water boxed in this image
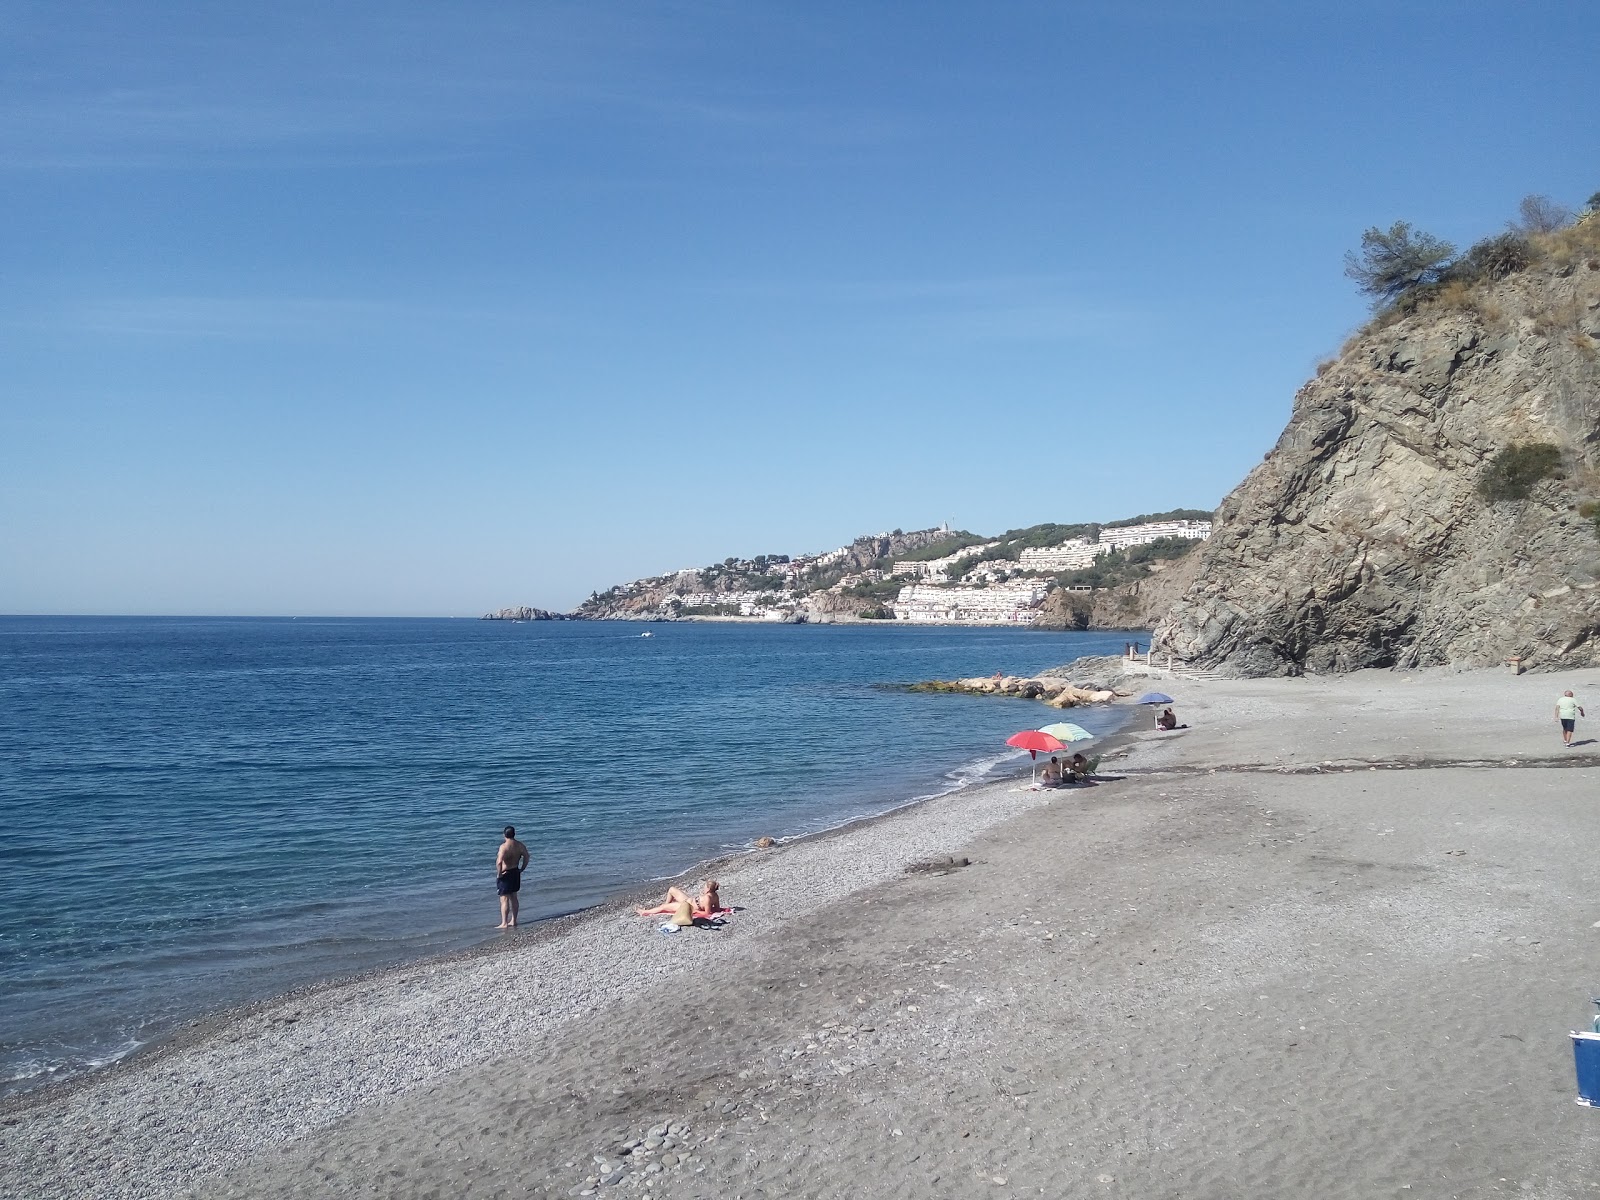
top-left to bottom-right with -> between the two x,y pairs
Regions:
0,617 -> 1136,1094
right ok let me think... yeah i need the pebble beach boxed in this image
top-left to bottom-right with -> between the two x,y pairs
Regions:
5,665 -> 1600,1199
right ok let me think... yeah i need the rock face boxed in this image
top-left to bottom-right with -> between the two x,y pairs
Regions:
1034,552 -> 1204,631
1156,232 -> 1600,675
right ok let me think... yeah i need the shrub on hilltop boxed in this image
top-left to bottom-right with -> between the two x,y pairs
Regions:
1346,190 -> 1596,322
1513,194 -> 1573,235
1101,508 -> 1214,528
1345,221 -> 1457,307
1451,231 -> 1537,283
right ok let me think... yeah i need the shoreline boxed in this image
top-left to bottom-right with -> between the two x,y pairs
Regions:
589,613 -> 1152,630
1,687 -> 1139,1120
14,664 -> 1596,1198
0,765 -> 1100,1198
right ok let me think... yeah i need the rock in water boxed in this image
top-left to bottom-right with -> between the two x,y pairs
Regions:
1156,219 -> 1600,675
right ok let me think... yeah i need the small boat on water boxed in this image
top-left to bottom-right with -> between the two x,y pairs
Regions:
639,631 -> 654,638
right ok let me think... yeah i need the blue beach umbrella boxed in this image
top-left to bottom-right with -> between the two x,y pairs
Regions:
1134,692 -> 1175,706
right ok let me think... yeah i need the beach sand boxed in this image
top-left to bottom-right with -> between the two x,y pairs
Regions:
5,667 -> 1600,1199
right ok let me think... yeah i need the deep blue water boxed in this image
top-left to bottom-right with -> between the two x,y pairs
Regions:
0,617 -> 1137,1094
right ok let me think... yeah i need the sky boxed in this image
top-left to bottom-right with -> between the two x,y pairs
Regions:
2,1 -> 1596,615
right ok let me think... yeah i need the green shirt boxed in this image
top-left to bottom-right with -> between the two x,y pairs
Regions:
1557,696 -> 1581,720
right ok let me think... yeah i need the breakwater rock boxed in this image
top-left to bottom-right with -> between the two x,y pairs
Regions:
908,676 -> 1117,708
1156,217 -> 1600,675
481,607 -> 572,621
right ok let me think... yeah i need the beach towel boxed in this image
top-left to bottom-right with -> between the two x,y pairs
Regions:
659,913 -> 730,934
637,904 -> 733,919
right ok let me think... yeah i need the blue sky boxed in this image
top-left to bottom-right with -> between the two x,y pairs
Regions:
3,1 -> 1595,615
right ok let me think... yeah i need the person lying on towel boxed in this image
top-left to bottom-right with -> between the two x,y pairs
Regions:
637,879 -> 724,925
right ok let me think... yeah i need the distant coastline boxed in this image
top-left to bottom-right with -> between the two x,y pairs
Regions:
489,511 -> 1212,631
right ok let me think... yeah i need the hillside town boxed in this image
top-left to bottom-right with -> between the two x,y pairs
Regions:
552,515 -> 1212,627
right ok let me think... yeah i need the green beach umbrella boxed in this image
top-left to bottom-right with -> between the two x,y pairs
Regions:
1038,722 -> 1094,743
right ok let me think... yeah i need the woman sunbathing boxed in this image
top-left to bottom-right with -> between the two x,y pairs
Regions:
637,879 -> 723,924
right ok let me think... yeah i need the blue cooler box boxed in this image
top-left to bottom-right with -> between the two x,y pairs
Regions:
1574,1031 -> 1600,1107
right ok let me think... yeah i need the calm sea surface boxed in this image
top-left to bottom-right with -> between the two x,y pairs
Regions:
0,617 -> 1138,1095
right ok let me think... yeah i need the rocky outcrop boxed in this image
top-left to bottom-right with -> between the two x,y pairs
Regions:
1034,552 -> 1204,631
1156,227 -> 1600,674
481,607 -> 570,621
797,589 -> 888,622
908,676 -> 1118,708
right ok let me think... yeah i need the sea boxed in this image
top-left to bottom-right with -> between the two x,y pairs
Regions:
0,616 -> 1140,1098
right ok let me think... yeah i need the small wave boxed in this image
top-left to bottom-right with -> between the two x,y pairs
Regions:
84,1036 -> 146,1069
2,1035 -> 144,1092
939,749 -> 1016,791
3,1058 -> 64,1086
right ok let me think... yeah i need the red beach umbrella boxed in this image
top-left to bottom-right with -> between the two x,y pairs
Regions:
1005,729 -> 1066,760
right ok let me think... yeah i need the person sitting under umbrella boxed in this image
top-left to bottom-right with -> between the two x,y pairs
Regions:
1156,707 -> 1185,730
1040,756 -> 1064,786
1068,752 -> 1091,782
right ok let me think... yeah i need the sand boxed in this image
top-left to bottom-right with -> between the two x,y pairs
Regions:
4,666 -> 1600,1199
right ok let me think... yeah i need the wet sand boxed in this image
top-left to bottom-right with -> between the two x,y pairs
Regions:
5,667 -> 1600,1199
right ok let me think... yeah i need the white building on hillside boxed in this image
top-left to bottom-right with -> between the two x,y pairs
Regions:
1017,538 -> 1102,572
892,582 -> 1047,625
890,541 -> 999,582
1096,519 -> 1211,552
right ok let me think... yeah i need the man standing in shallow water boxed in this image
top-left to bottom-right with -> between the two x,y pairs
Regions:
1556,690 -> 1585,747
495,825 -> 529,928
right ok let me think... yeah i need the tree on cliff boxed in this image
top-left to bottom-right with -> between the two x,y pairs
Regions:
1344,221 -> 1456,306
1513,193 -> 1572,234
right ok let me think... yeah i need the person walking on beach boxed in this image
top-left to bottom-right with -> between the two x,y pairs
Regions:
495,825 -> 529,928
1556,690 -> 1585,747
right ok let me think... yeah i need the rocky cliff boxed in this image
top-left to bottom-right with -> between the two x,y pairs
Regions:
1034,551 -> 1204,631
482,606 -> 568,621
1156,218 -> 1600,674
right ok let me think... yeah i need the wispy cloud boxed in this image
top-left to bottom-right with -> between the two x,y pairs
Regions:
687,274 -> 1136,343
3,294 -> 551,342
69,296 -> 402,339
0,3 -> 910,171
